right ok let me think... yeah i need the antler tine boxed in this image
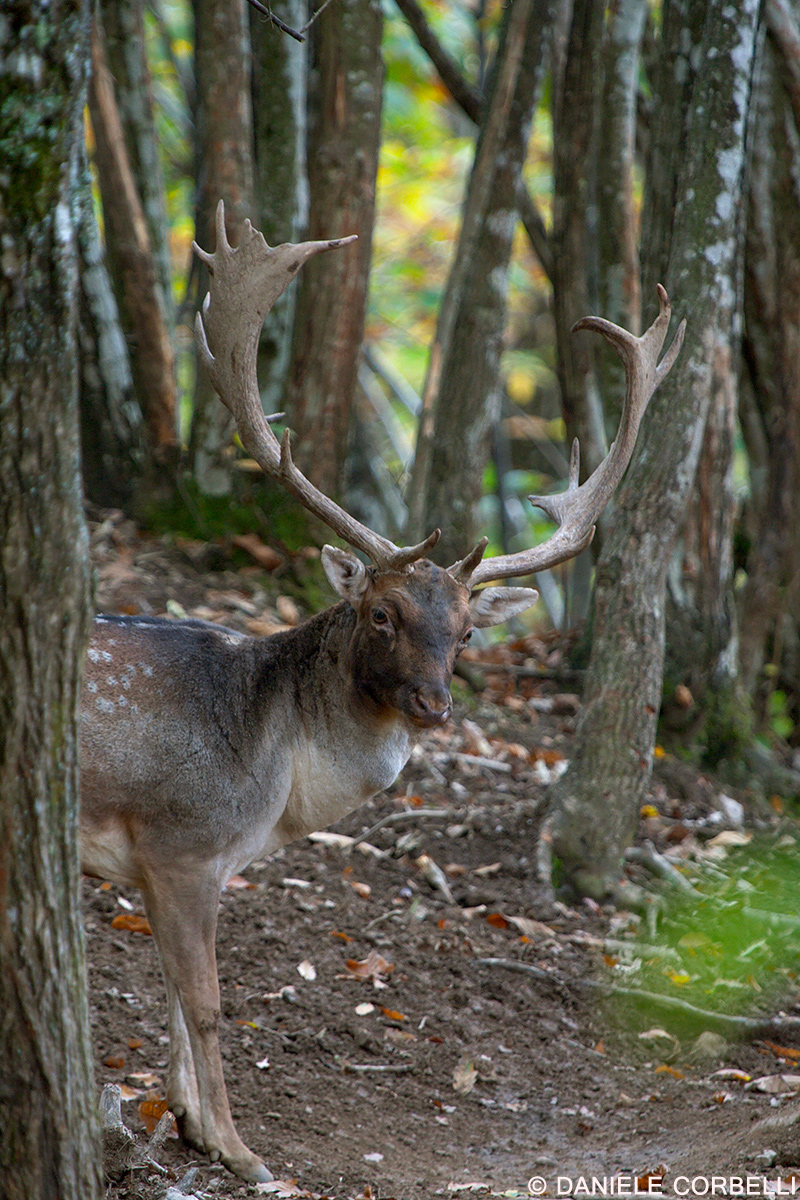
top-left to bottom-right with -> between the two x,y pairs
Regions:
463,287 -> 686,589
193,200 -> 441,572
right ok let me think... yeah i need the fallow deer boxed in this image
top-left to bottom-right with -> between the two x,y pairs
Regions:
79,202 -> 684,1182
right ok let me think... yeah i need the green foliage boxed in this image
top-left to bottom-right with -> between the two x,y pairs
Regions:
602,837 -> 800,1035
142,473 -> 308,549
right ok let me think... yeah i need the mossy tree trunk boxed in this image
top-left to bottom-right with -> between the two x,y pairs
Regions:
545,0 -> 760,902
0,3 -> 100,1197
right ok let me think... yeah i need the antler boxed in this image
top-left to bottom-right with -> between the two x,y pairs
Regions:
450,285 -> 686,588
193,201 -> 441,571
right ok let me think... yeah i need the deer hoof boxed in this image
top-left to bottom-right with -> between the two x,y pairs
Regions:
213,1143 -> 273,1183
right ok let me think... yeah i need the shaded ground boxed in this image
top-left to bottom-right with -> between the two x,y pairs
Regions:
84,512 -> 800,1199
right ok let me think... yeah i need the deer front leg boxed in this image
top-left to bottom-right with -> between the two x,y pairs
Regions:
142,873 -> 273,1184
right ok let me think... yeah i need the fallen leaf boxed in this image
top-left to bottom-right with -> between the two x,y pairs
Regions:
710,1069 -> 751,1083
103,1055 -> 125,1070
350,880 -> 372,899
118,1084 -> 142,1100
331,930 -> 354,942
508,916 -> 556,939
276,595 -> 300,626
256,1057 -> 270,1070
706,830 -> 752,848
355,1002 -> 375,1016
760,1040 -> 800,1061
297,959 -> 317,981
231,533 -> 282,571
384,1028 -> 416,1043
380,1007 -> 406,1021
110,912 -> 152,935
225,874 -> 256,890
471,862 -> 502,878
345,951 -> 393,981
138,1095 -> 170,1134
125,1071 -> 160,1088
127,1038 -> 142,1051
453,1057 -> 477,1095
363,1152 -> 384,1164
654,1064 -> 685,1079
486,912 -> 509,929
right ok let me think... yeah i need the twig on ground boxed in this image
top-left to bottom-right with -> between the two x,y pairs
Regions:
625,842 -> 699,894
343,1062 -> 414,1073
351,808 -> 452,849
479,957 -> 800,1036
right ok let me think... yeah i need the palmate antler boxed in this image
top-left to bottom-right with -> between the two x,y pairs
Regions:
449,285 -> 686,588
194,203 -> 684,585
193,201 -> 441,572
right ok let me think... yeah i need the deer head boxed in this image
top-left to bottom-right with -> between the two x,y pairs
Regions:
194,201 -> 685,653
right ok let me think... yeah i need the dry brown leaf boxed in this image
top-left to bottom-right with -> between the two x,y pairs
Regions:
231,533 -> 283,571
225,874 -> 256,890
760,1040 -> 800,1061
110,912 -> 152,935
380,1006 -> 406,1021
486,912 -> 509,929
103,1055 -> 125,1070
344,951 -> 394,981
138,1095 -> 172,1134
349,880 -> 372,899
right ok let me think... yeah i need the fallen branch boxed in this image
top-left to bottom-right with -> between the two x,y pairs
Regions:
625,842 -> 699,894
351,807 -> 452,849
478,957 -> 800,1036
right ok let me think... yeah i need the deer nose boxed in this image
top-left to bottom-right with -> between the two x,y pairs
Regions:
410,685 -> 452,727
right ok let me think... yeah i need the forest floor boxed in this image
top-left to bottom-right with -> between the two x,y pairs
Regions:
83,510 -> 800,1200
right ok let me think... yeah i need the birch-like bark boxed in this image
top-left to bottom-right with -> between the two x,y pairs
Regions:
250,1 -> 308,414
189,0 -> 255,495
545,0 -> 760,901
0,3 -> 100,1196
74,145 -> 145,508
98,0 -> 173,330
284,0 -> 383,498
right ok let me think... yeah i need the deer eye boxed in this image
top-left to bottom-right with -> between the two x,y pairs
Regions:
371,607 -> 390,627
460,629 -> 473,645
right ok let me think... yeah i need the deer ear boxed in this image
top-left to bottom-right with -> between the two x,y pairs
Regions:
470,586 -> 539,628
321,546 -> 371,604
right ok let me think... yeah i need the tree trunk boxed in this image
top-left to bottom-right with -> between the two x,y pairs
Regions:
88,11 -> 179,475
738,39 -> 800,723
97,0 -> 173,332
0,4 -> 100,1197
545,0 -> 761,902
284,0 -> 384,499
408,0 -> 552,563
189,0 -> 255,495
596,0 -> 648,403
75,143 -> 145,509
250,1 -> 308,414
551,0 -> 607,480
